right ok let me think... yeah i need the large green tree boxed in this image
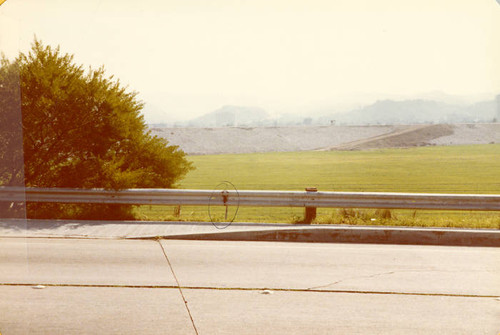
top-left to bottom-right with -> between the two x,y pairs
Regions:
0,39 -> 193,219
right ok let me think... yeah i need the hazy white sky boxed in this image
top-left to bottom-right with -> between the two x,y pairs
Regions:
1,0 -> 499,123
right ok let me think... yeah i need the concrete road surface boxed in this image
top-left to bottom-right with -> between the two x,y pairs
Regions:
0,238 -> 499,334
160,240 -> 500,296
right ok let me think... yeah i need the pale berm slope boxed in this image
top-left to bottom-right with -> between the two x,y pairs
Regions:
150,123 -> 500,155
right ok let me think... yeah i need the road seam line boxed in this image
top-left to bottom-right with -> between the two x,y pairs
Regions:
158,241 -> 199,335
1,283 -> 497,299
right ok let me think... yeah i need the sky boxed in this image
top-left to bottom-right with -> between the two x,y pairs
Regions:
0,0 -> 499,123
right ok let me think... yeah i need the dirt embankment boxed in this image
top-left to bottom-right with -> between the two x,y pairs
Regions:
327,124 -> 455,151
150,123 -> 500,155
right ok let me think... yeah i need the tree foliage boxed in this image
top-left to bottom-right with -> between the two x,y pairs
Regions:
0,39 -> 193,219
0,54 -> 25,218
0,58 -> 23,187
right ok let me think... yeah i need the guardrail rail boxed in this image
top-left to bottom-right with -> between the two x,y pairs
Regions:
1,186 -> 499,223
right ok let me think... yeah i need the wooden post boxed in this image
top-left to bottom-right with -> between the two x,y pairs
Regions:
304,187 -> 317,224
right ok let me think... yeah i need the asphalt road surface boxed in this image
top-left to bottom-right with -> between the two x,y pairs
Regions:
0,238 -> 499,334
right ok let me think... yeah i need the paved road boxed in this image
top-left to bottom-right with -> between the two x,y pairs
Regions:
0,238 -> 499,334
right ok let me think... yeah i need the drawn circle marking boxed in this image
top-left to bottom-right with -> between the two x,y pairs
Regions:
208,181 -> 240,229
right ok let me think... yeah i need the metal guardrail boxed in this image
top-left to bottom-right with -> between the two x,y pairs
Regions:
1,186 -> 499,211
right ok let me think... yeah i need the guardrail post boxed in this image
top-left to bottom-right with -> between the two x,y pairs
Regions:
304,187 -> 317,224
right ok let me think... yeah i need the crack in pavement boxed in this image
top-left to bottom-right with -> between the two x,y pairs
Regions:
305,269 -> 475,290
158,241 -> 199,335
307,271 -> 398,290
0,283 -> 497,299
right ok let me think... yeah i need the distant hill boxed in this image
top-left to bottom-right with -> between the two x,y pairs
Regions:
185,106 -> 326,127
324,99 -> 497,125
187,105 -> 270,127
150,97 -> 498,127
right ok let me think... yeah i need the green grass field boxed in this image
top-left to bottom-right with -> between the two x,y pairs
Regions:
136,144 -> 500,229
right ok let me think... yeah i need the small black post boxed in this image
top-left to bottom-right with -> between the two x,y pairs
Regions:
304,187 -> 317,224
222,190 -> 229,220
